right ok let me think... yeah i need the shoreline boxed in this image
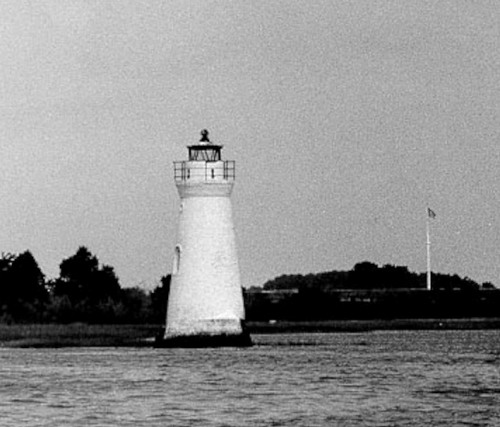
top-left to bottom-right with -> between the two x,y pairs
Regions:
1,319 -> 500,348
247,318 -> 500,333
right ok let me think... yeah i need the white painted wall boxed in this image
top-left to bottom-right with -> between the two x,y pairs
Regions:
164,160 -> 245,338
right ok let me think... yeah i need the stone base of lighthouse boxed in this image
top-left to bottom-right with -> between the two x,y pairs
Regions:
156,319 -> 252,348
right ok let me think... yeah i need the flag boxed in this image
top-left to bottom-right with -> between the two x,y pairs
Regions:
428,207 -> 436,219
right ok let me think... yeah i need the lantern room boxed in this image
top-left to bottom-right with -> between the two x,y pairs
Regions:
174,130 -> 235,183
187,129 -> 222,162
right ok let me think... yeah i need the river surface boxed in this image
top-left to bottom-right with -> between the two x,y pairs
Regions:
1,330 -> 500,426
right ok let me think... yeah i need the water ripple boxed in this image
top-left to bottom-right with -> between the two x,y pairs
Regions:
1,330 -> 500,426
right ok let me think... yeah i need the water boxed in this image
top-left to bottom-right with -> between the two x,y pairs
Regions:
1,330 -> 500,426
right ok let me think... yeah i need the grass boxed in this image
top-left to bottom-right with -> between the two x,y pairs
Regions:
2,318 -> 500,347
0,323 -> 162,348
247,318 -> 500,333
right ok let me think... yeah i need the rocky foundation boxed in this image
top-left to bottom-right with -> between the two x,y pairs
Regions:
156,320 -> 252,348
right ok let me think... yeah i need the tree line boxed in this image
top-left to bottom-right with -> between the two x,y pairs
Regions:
260,261 -> 495,292
2,251 -> 499,324
0,247 -> 170,324
244,261 -> 500,321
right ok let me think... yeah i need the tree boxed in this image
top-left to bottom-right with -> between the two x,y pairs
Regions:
51,246 -> 123,323
54,246 -> 99,303
88,265 -> 121,303
482,282 -> 496,290
0,253 -> 16,313
0,251 -> 47,322
0,252 -> 15,273
118,287 -> 151,323
351,261 -> 379,289
379,264 -> 422,289
149,275 -> 171,323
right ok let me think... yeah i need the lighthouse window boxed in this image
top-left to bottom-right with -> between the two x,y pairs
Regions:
189,147 -> 221,161
173,245 -> 181,274
211,169 -> 215,179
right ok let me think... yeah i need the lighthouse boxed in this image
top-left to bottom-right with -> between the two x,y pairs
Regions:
160,130 -> 251,347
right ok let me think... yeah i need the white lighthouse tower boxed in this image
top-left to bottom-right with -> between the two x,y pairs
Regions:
160,130 -> 251,347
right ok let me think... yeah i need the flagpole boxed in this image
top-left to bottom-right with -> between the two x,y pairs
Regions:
426,210 -> 432,291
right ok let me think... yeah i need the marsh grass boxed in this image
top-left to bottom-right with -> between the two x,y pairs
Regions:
1,319 -> 500,347
0,324 -> 162,347
247,318 -> 500,334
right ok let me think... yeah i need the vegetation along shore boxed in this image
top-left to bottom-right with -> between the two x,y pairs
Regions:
2,248 -> 500,347
2,319 -> 500,348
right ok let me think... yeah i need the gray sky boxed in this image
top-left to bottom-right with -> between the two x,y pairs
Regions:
2,0 -> 500,289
